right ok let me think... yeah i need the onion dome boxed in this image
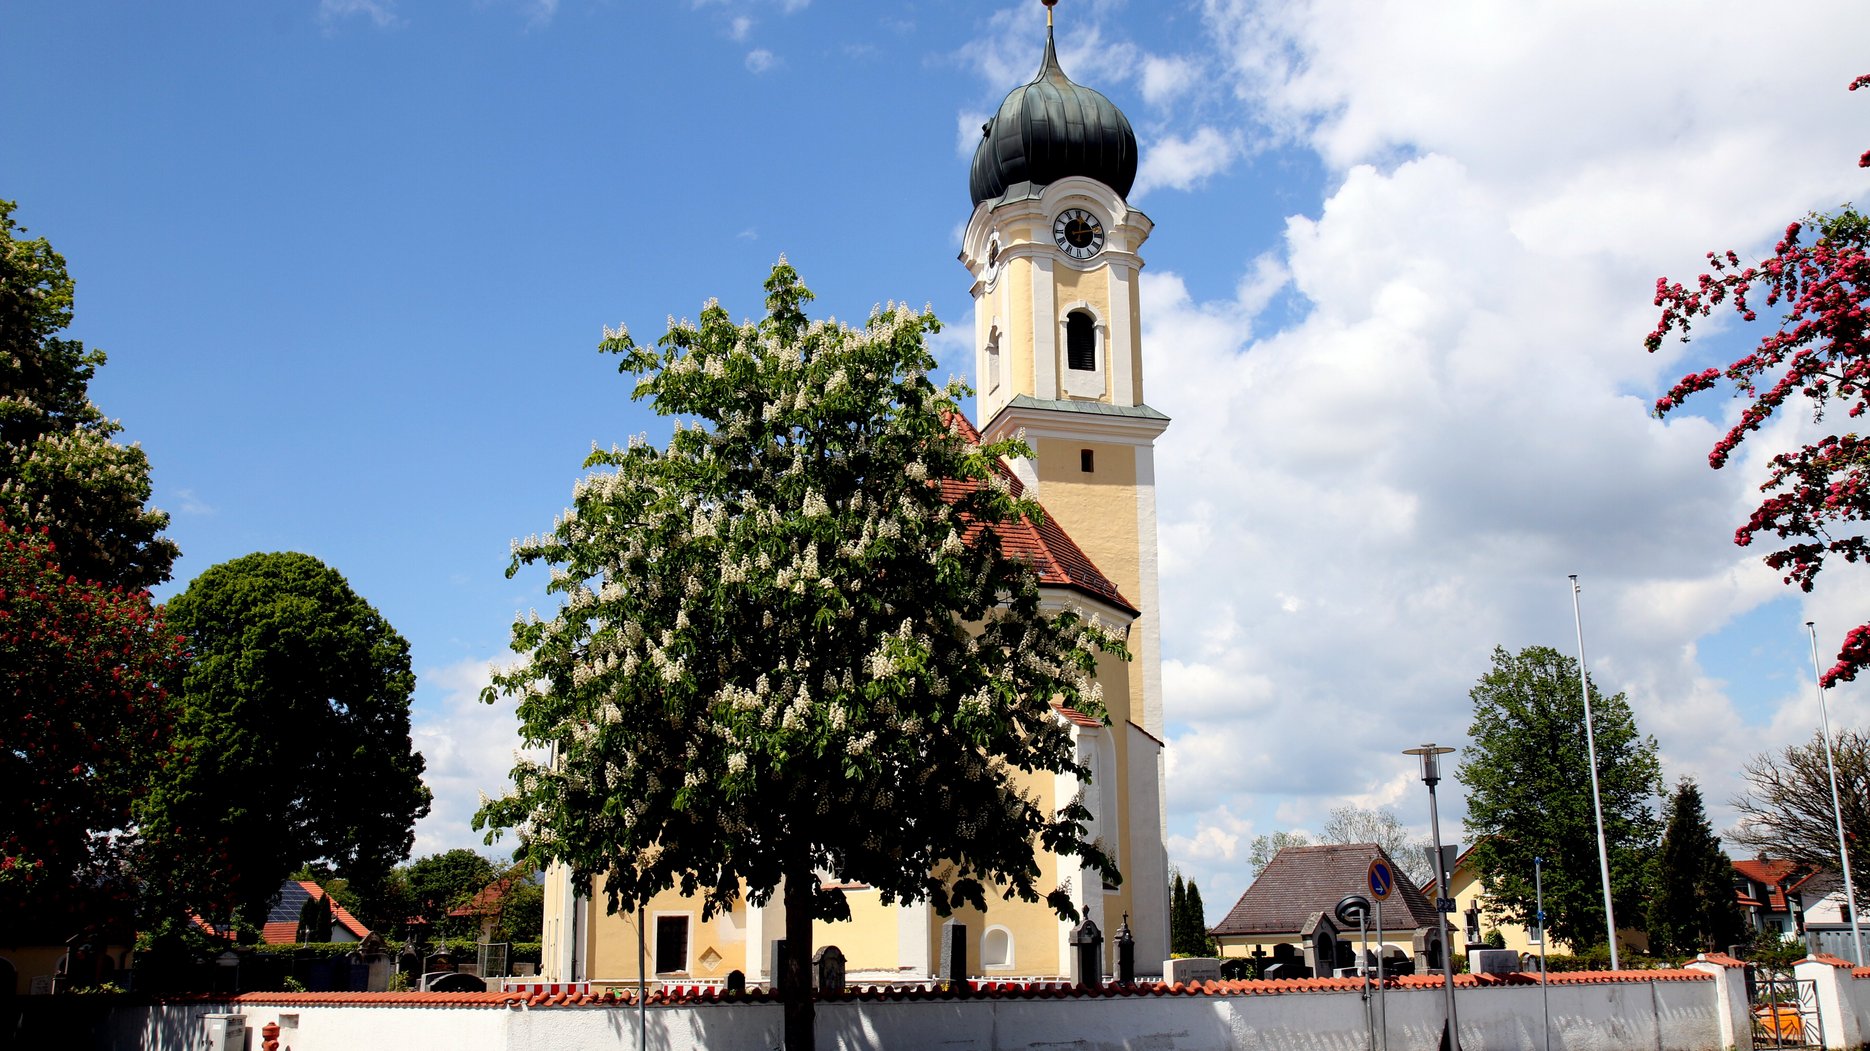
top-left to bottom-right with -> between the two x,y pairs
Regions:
968,25 -> 1139,207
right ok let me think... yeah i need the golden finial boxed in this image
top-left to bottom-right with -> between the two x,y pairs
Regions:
1043,0 -> 1057,28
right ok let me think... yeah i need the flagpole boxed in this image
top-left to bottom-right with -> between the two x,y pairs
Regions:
1807,621 -> 1864,965
1570,575 -> 1620,969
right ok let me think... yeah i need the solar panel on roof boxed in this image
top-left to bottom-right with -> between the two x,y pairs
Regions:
268,882 -> 313,924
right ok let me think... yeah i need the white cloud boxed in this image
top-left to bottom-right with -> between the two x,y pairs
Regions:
746,48 -> 778,74
318,0 -> 400,29
1140,54 -> 1199,107
729,15 -> 753,41
1135,126 -> 1239,195
1146,0 -> 1870,911
172,488 -> 215,516
409,655 -> 538,859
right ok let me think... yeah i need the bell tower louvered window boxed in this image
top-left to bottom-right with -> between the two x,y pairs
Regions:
1066,311 -> 1096,371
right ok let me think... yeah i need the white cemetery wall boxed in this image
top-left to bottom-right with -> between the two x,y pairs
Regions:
78,972 -> 1725,1051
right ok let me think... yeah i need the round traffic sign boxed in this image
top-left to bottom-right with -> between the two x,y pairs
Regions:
1367,857 -> 1396,901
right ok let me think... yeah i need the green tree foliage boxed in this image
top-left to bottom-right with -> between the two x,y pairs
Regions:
476,261 -> 1123,1051
140,552 -> 431,930
1731,728 -> 1870,910
1647,779 -> 1747,954
405,849 -> 498,936
1458,645 -> 1661,951
492,874 -> 545,943
1170,871 -> 1216,956
0,201 -> 176,591
0,521 -> 183,919
297,891 -> 335,943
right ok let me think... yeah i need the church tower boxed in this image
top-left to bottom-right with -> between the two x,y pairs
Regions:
962,1 -> 1171,964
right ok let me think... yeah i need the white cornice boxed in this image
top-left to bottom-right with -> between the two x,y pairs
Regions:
983,398 -> 1171,447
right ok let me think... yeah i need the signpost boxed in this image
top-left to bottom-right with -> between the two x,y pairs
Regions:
1365,857 -> 1393,1049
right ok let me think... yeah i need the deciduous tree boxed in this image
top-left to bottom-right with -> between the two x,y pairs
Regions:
1647,779 -> 1747,955
1247,830 -> 1310,876
0,522 -> 182,920
141,552 -> 431,931
405,849 -> 498,936
1323,805 -> 1434,889
1458,645 -> 1661,951
1731,728 -> 1870,909
0,200 -> 177,591
1646,74 -> 1870,685
476,261 -> 1122,1051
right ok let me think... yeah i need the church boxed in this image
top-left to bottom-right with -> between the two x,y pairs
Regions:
539,6 -> 1174,987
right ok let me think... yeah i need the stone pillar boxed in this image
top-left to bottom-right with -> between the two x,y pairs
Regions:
1796,955 -> 1861,1050
1687,953 -> 1753,1051
938,921 -> 967,986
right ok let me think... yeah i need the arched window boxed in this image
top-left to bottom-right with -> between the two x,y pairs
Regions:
985,329 -> 1002,392
1066,311 -> 1096,371
982,926 -> 1014,969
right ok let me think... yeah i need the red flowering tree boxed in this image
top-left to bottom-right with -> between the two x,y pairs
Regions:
1646,74 -> 1870,685
0,520 -> 183,918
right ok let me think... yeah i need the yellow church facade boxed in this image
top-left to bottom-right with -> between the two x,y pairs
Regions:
540,12 -> 1172,988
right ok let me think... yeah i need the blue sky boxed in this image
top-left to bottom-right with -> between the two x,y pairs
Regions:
8,0 -> 1870,916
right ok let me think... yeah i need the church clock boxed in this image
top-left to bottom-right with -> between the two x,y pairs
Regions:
1052,207 -> 1105,259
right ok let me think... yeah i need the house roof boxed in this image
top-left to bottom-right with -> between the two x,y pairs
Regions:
941,414 -> 1137,615
1732,858 -> 1818,913
1211,843 -> 1441,937
260,880 -> 370,944
450,875 -> 521,920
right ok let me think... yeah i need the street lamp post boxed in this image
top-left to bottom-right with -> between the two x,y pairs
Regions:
1570,575 -> 1621,970
1405,743 -> 1460,1051
1808,621 -> 1865,965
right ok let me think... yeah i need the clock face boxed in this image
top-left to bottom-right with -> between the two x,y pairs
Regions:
1052,208 -> 1106,260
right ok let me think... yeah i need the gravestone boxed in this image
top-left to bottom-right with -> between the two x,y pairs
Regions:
427,971 -> 486,993
771,940 -> 789,993
1300,912 -> 1340,978
1412,927 -> 1444,971
1116,914 -> 1135,984
1162,958 -> 1220,985
1071,918 -> 1104,989
938,922 -> 967,985
1469,948 -> 1517,976
1263,942 -> 1311,980
813,946 -> 845,992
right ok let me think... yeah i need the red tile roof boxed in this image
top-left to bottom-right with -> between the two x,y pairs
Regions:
941,414 -> 1137,615
1732,858 -> 1817,913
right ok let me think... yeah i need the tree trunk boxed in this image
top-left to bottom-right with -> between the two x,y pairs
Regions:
783,845 -> 814,1051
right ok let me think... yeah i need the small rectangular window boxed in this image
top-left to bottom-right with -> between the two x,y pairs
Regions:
1081,449 -> 1094,473
655,915 -> 689,974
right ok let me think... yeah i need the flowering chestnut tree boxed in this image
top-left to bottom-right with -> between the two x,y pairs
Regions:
1647,74 -> 1870,685
476,261 -> 1121,1051
0,521 -> 182,919
0,200 -> 177,592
